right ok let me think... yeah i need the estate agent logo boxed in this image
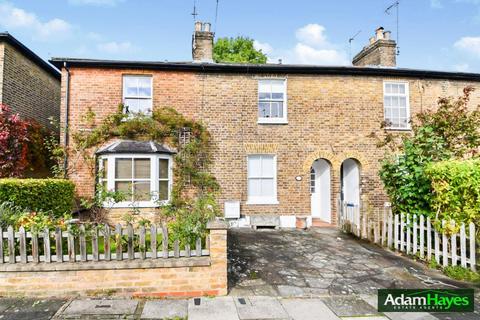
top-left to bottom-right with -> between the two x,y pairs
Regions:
378,289 -> 474,312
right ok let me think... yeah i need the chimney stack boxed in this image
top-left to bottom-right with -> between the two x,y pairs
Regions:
192,21 -> 214,63
352,27 -> 397,67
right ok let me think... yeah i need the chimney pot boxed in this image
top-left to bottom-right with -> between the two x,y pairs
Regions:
369,37 -> 375,44
375,27 -> 385,40
204,22 -> 211,32
384,31 -> 391,40
195,21 -> 202,32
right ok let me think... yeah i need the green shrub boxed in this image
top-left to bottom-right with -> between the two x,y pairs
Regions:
0,179 -> 75,216
426,159 -> 480,230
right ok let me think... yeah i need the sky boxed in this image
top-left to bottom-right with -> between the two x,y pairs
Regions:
1,0 -> 480,72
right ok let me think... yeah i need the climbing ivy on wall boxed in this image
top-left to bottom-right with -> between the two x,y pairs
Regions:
72,105 -> 219,206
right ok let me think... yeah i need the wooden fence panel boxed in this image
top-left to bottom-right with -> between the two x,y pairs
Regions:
0,223 -> 210,265
338,201 -> 477,271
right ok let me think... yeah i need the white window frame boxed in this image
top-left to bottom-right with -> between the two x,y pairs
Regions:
383,81 -> 411,130
98,153 -> 173,208
246,154 -> 278,205
257,79 -> 288,124
122,75 -> 153,115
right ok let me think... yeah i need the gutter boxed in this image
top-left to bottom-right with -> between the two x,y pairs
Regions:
63,62 -> 70,178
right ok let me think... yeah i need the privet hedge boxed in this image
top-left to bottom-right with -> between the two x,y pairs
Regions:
426,159 -> 480,229
0,179 -> 75,216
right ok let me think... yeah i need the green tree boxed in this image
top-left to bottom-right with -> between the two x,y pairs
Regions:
213,36 -> 268,64
378,87 -> 480,217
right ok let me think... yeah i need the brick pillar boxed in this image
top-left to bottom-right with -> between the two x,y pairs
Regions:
207,219 -> 228,296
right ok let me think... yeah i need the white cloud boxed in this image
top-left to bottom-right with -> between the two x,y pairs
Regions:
453,63 -> 470,71
69,0 -> 124,6
295,24 -> 328,48
293,43 -> 348,65
454,36 -> 480,56
430,0 -> 443,8
255,24 -> 348,66
0,2 -> 72,41
253,40 -> 273,55
97,41 -> 137,54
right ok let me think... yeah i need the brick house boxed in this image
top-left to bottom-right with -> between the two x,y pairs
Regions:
50,23 -> 480,227
0,32 -> 61,129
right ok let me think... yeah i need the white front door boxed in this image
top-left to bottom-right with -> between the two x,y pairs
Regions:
310,159 -> 331,223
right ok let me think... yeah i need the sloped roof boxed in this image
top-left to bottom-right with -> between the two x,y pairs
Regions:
0,33 -> 60,80
96,140 -> 176,155
49,57 -> 480,82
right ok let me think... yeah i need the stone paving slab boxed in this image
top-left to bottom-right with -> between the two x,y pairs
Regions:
321,295 -> 380,317
280,298 -> 340,320
141,300 -> 187,319
0,298 -> 66,320
188,296 -> 239,320
234,296 -> 289,320
62,299 -> 138,318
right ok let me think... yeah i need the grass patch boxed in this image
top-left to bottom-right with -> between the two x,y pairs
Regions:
443,266 -> 480,283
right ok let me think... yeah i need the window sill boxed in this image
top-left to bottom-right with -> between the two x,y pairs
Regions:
102,201 -> 166,209
257,118 -> 288,125
246,199 -> 279,205
384,127 -> 412,132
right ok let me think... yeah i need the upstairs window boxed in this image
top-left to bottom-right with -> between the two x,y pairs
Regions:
384,82 -> 410,130
258,79 -> 287,124
247,155 -> 278,204
123,75 -> 153,115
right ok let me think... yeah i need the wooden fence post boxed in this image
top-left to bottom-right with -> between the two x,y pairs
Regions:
19,227 -> 27,263
92,226 -> 99,262
442,220 -> 448,267
104,224 -> 111,261
55,227 -> 62,263
127,224 -> 134,260
469,222 -> 476,271
44,228 -> 51,263
7,226 -> 14,264
406,214 -> 411,254
420,215 -> 425,259
79,225 -> 87,262
115,224 -> 122,261
400,212 -> 405,252
427,217 -> 432,260
413,214 -> 418,255
460,223 -> 467,268
451,221 -> 457,266
388,209 -> 393,248
394,214 -> 399,251
150,225 -> 157,259
32,228 -> 39,263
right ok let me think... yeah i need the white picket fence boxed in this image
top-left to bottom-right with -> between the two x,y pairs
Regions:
339,202 -> 477,271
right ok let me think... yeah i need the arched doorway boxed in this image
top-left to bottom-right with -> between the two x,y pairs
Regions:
310,159 -> 331,223
340,158 -> 361,225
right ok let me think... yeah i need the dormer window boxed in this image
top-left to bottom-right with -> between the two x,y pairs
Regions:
123,75 -> 153,115
258,79 -> 287,124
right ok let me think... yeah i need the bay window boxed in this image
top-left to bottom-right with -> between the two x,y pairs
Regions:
99,153 -> 172,208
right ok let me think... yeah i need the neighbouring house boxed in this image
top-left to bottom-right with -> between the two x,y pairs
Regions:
0,32 -> 61,130
50,23 -> 480,228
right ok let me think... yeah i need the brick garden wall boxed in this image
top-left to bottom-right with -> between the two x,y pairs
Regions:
61,67 -> 480,224
1,42 -> 60,130
0,227 -> 227,298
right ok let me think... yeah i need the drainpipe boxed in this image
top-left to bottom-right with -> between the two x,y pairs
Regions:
63,62 -> 70,178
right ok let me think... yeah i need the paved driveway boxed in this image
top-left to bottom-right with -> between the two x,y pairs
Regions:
228,227 -> 480,320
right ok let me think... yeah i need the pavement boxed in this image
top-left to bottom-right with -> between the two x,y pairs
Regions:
0,227 -> 478,319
